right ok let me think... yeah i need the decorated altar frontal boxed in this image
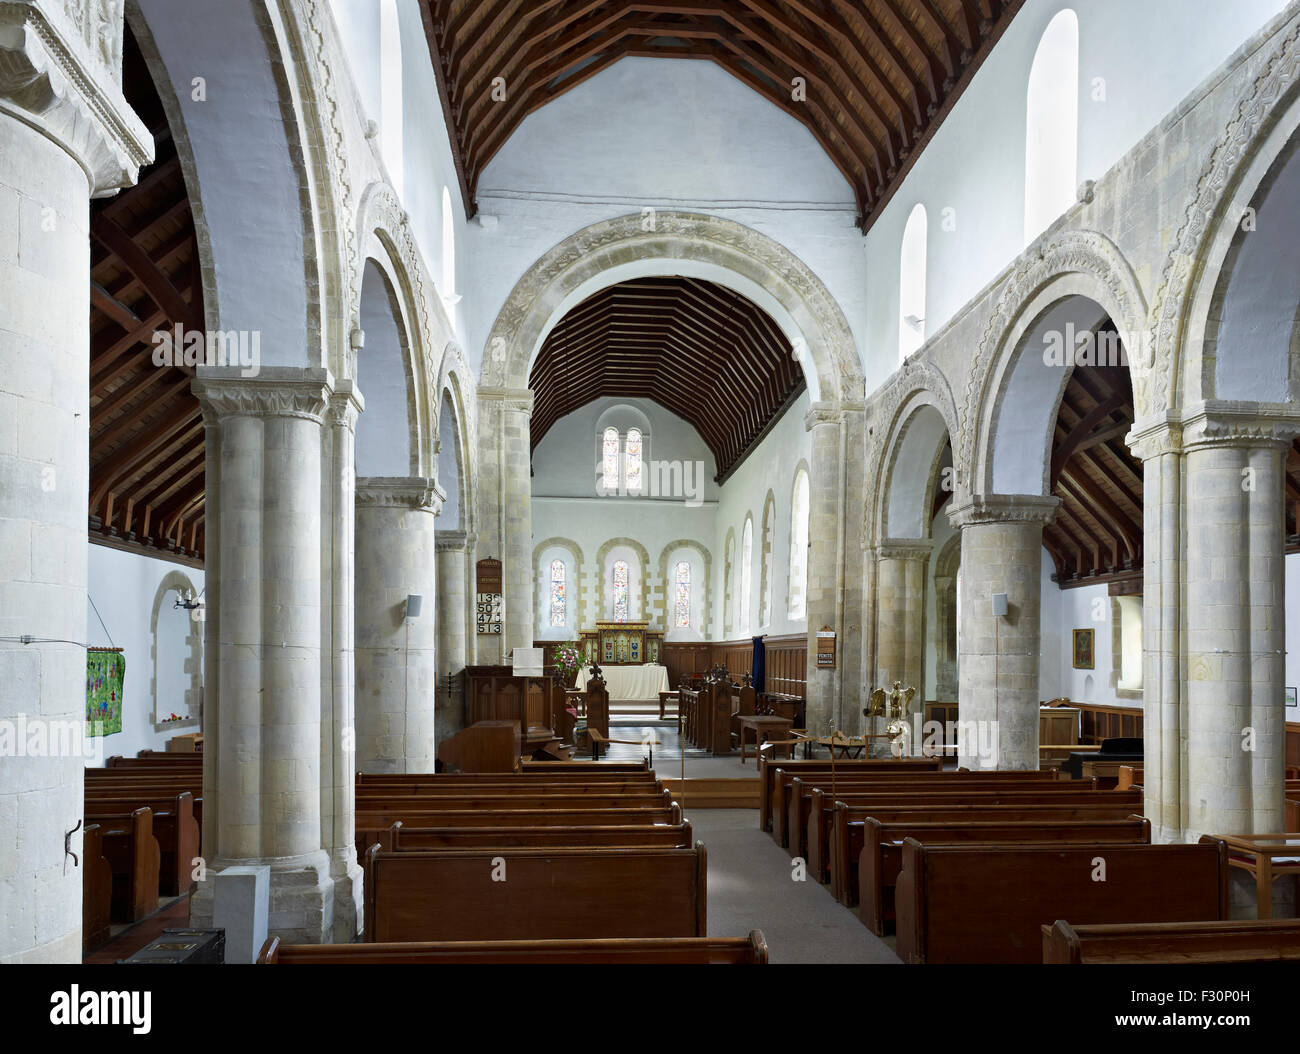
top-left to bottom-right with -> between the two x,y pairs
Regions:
574,663 -> 670,702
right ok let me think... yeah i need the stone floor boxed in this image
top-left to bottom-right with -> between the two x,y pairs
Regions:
685,809 -> 902,964
599,720 -> 769,777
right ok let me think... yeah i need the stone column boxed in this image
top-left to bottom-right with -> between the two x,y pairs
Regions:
0,0 -> 150,963
1128,420 -> 1187,841
1181,411 -> 1293,838
873,541 -> 931,692
320,383 -> 362,939
947,494 -> 1059,770
804,403 -> 865,733
435,529 -> 470,746
354,478 -> 443,773
190,368 -> 336,943
476,388 -> 533,661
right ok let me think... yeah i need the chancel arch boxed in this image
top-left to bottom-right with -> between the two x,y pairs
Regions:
480,211 -> 866,731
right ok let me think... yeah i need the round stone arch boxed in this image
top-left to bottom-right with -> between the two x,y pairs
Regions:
594,537 -> 652,624
1157,20 -> 1300,412
959,230 -> 1148,499
479,212 -> 864,405
353,182 -> 447,474
436,344 -> 477,536
868,364 -> 960,544
533,537 -> 586,632
148,570 -> 203,729
129,0 -> 354,371
657,539 -> 713,639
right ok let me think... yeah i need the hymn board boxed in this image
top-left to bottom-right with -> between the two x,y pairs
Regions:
476,558 -> 503,635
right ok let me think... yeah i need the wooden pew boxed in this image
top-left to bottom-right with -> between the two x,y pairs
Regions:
355,778 -> 661,798
520,760 -> 648,772
84,791 -> 199,897
355,804 -> 682,858
1042,918 -> 1300,963
259,932 -> 768,964
758,755 -> 943,833
354,790 -> 672,811
362,843 -> 707,941
788,771 -> 1075,860
858,815 -> 1151,935
356,770 -> 660,785
828,798 -> 1145,904
895,840 -> 1230,963
384,819 -> 694,852
82,824 -> 112,953
94,807 -> 160,923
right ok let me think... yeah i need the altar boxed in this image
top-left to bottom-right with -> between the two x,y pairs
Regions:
574,663 -> 670,702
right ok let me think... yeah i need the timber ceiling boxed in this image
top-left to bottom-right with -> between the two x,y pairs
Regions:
1045,351 -> 1143,590
88,28 -> 205,562
528,276 -> 803,479
419,0 -> 1025,228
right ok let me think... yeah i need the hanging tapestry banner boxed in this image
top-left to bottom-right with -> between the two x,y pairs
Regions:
86,648 -> 125,737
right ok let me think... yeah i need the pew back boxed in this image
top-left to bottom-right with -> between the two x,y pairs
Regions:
896,840 -> 1230,963
259,932 -> 767,964
363,843 -> 708,942
1042,918 -> 1300,963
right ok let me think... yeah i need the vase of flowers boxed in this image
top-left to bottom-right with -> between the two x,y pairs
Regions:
553,641 -> 582,687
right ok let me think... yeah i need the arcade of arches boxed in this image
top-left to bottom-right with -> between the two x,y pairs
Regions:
2,0 -> 1300,965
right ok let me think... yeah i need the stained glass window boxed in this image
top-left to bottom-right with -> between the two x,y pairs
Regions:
674,561 -> 691,629
625,428 -> 642,494
602,427 -> 620,492
549,559 -> 566,627
612,560 -> 629,622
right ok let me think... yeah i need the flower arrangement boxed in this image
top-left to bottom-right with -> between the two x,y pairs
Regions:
552,641 -> 582,681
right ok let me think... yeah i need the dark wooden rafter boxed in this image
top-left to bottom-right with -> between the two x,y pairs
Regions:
1045,351 -> 1143,589
528,276 -> 802,480
418,0 -> 1024,229
88,26 -> 205,560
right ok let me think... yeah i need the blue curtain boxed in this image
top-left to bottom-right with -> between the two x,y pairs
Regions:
751,635 -> 766,693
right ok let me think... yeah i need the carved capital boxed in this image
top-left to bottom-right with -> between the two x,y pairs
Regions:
477,386 -> 534,415
874,539 -> 934,562
327,379 -> 364,434
0,0 -> 152,194
355,476 -> 444,513
947,493 -> 1060,529
1126,417 -> 1183,461
193,367 -> 333,424
1180,402 -> 1300,453
435,529 -> 469,552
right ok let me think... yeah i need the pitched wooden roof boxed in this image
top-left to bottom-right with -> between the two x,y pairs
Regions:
1045,353 -> 1142,590
419,0 -> 1025,228
528,276 -> 803,479
88,27 -> 205,562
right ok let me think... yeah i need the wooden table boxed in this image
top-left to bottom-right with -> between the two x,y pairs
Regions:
1212,833 -> 1300,919
736,715 -> 794,765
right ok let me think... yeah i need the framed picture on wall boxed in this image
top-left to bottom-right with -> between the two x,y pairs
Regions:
1287,687 -> 1298,712
1072,628 -> 1094,670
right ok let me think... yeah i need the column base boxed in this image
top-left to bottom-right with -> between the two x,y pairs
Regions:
328,848 -> 364,943
191,850 -> 335,945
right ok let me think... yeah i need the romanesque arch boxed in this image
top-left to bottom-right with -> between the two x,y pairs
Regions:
1152,17 -> 1300,416
960,230 -> 1148,499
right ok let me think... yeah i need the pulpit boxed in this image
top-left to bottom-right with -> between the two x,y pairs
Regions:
464,666 -> 555,752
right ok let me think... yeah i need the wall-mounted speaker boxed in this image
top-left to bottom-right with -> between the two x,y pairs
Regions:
405,594 -> 423,619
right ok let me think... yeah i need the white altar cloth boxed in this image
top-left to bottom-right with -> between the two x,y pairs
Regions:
575,663 -> 670,702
